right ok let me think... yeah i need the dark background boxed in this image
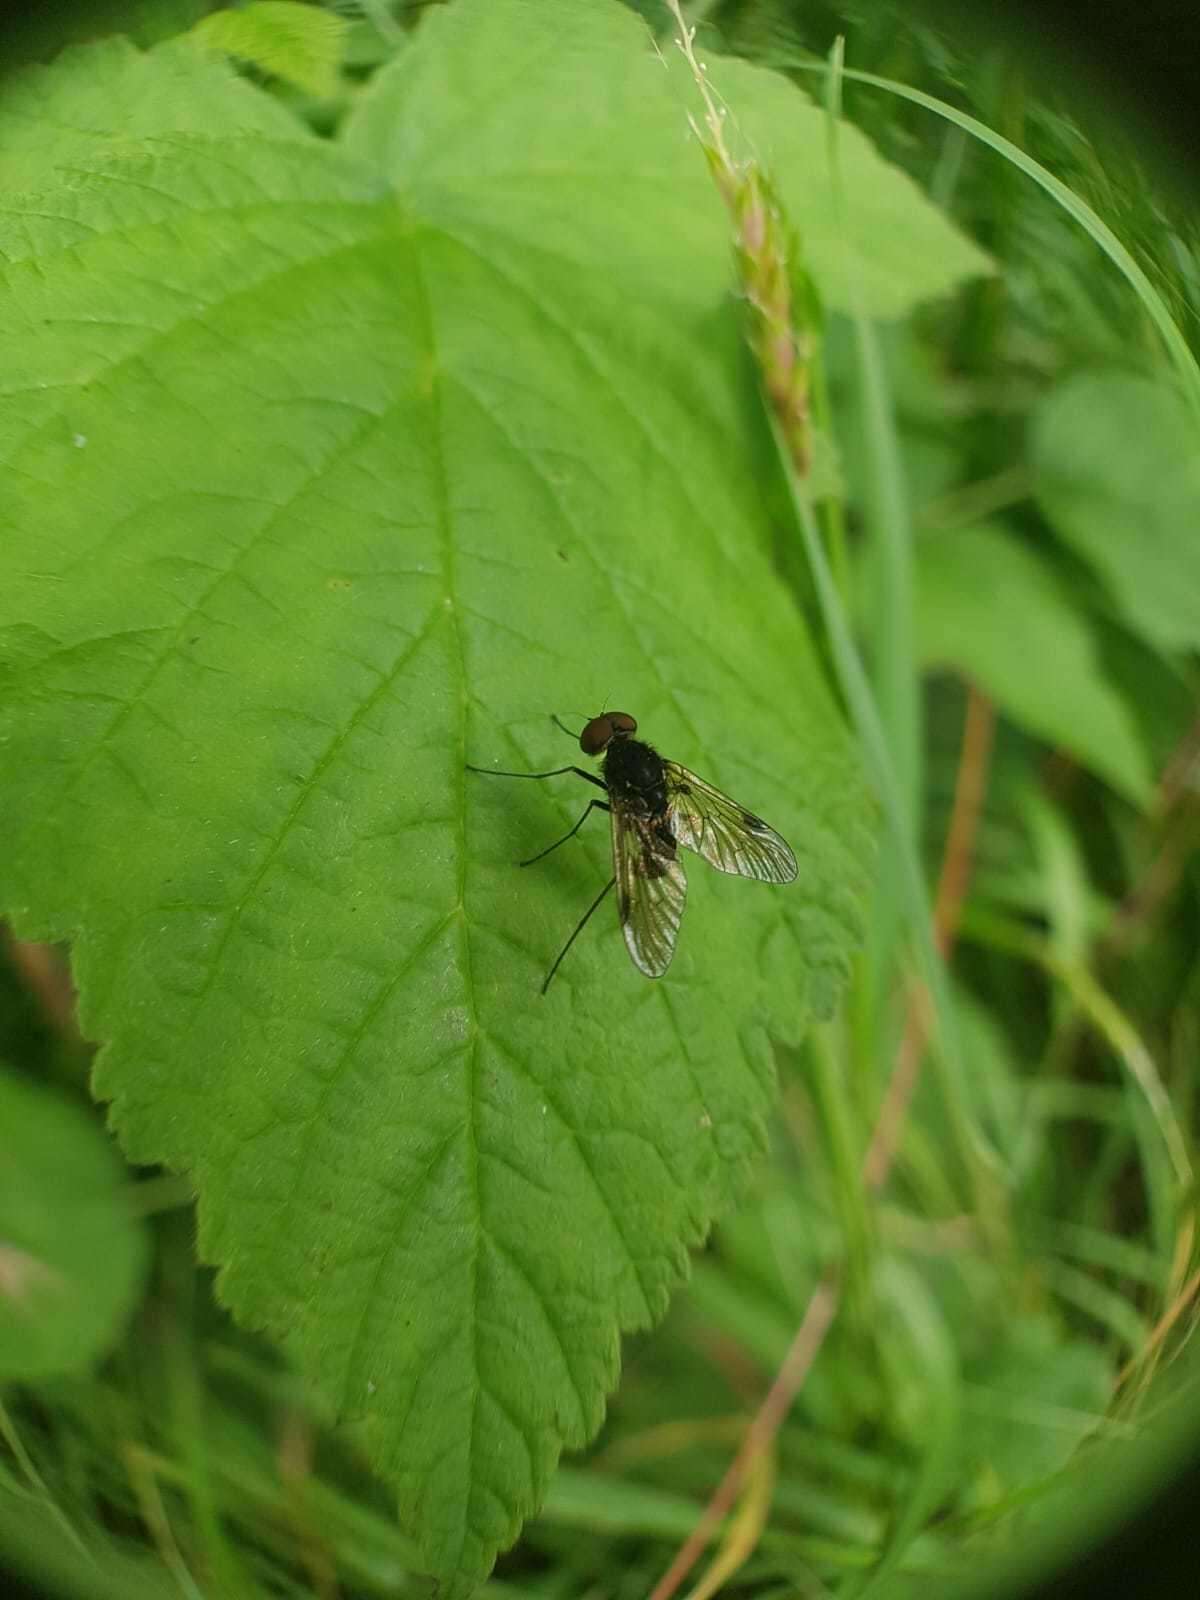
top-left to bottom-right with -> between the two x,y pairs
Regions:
936,0 -> 1200,195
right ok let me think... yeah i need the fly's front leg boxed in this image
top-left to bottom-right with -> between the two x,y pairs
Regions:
465,762 -> 606,790
520,799 -> 610,867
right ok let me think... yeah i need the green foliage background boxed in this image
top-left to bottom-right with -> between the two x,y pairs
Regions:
1,1 -> 1198,1597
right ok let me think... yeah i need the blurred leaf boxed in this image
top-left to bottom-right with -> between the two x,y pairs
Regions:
0,35 -> 299,192
948,983 -> 1026,1173
0,1490 -> 182,1600
190,1 -> 348,99
0,1066 -> 147,1379
915,523 -> 1153,806
539,1464 -> 705,1541
1022,791 -> 1104,969
341,13 -> 401,72
957,1313 -> 1113,1492
1032,373 -> 1200,655
856,1257 -> 962,1597
1094,621 -> 1198,776
0,0 -> 876,1587
829,319 -> 966,517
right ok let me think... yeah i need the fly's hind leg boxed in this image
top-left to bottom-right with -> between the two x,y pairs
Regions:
542,876 -> 616,994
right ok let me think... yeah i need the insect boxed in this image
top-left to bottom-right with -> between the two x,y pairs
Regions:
467,711 -> 798,993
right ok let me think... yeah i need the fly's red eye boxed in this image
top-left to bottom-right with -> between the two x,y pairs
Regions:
579,711 -> 637,755
579,716 -> 614,755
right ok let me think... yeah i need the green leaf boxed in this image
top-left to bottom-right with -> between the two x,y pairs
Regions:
0,35 -> 301,193
0,1066 -> 147,1379
914,523 -> 1153,807
0,0 -> 872,1588
190,1 -> 348,99
349,3 -> 991,324
1031,372 -> 1200,654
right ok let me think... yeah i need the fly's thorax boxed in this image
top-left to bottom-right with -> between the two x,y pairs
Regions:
602,736 -> 668,815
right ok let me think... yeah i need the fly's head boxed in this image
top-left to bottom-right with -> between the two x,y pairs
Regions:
579,711 -> 637,756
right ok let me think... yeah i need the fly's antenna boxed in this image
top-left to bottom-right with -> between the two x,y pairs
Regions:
552,713 -> 582,740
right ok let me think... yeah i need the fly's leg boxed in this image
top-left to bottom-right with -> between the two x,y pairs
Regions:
520,799 -> 610,867
542,877 -> 616,994
466,762 -> 606,791
466,752 -> 614,993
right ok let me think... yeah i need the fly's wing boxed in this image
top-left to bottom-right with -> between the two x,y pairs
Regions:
664,762 -> 798,883
611,806 -> 687,978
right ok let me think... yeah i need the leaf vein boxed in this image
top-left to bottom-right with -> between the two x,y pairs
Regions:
411,229 -> 486,1572
180,602 -> 444,1022
481,1228 -> 589,1437
485,1031 -> 655,1323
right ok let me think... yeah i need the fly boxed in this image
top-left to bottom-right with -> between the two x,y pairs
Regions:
467,711 -> 798,993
